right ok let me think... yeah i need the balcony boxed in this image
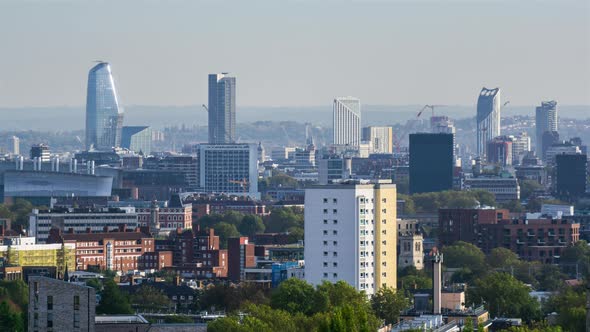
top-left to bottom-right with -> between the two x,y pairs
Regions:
547,232 -> 555,237
516,239 -> 524,245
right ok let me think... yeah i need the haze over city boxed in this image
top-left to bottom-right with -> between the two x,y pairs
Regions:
0,0 -> 589,109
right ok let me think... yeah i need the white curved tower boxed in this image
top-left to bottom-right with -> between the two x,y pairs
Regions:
476,87 -> 501,158
85,62 -> 124,151
333,97 -> 361,147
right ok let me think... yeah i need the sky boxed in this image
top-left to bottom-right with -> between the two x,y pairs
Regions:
0,0 -> 589,108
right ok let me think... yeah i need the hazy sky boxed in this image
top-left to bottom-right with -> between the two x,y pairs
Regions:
0,0 -> 589,108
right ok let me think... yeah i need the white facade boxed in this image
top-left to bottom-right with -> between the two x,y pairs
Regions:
333,97 -> 361,147
476,87 -> 501,158
362,126 -> 393,154
29,208 -> 138,243
509,132 -> 531,164
304,182 -> 397,295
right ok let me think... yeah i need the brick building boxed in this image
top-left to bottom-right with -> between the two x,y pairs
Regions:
28,276 -> 96,332
136,204 -> 193,233
439,208 -> 510,246
228,237 -> 256,282
47,226 -> 172,272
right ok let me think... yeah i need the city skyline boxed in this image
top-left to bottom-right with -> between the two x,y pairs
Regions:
0,0 -> 588,108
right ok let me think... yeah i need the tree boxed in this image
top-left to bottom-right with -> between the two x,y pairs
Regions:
442,241 -> 487,280
97,279 -> 133,314
500,200 -> 524,212
224,211 -> 245,227
197,214 -> 224,230
536,265 -> 566,291
370,286 -> 409,324
545,286 -> 585,332
271,278 -> 317,315
130,285 -> 172,311
239,215 -> 265,238
0,301 -> 24,332
467,272 -> 541,322
520,180 -> 543,200
486,247 -> 519,269
213,222 -> 240,249
264,207 -> 304,233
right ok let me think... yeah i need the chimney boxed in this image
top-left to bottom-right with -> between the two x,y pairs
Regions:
432,250 -> 443,315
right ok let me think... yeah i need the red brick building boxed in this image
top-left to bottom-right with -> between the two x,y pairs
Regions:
47,226 -> 172,272
136,205 -> 193,232
228,237 -> 256,282
439,208 -> 510,246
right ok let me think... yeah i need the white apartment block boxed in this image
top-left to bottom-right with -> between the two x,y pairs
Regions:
333,97 -> 361,147
304,182 -> 397,295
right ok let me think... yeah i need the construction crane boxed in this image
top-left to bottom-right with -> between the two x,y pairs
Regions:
392,104 -> 447,153
202,104 -> 208,112
228,178 -> 249,198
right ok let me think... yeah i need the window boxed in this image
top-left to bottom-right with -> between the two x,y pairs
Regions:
333,252 -> 338,257
333,198 -> 338,203
333,209 -> 337,214
323,219 -> 328,224
323,209 -> 328,214
333,273 -> 338,278
323,198 -> 328,203
323,241 -> 328,246
333,262 -> 338,267
47,296 -> 53,310
47,312 -> 53,328
323,251 -> 328,256
333,220 -> 338,224
333,230 -> 338,235
323,273 -> 328,278
333,241 -> 338,246
323,230 -> 328,235
323,262 -> 328,267
74,312 -> 80,328
73,295 -> 80,311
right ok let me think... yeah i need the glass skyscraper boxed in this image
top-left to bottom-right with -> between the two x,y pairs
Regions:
535,100 -> 558,154
476,87 -> 501,158
208,73 -> 236,144
86,62 -> 124,151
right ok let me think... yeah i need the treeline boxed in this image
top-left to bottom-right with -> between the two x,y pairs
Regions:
196,207 -> 304,248
206,278 -> 407,332
399,190 -> 496,214
0,280 -> 28,332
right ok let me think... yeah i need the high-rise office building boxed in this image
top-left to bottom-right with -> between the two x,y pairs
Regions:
541,131 -> 560,161
509,132 -> 531,164
476,87 -> 501,158
409,133 -> 454,194
362,126 -> 393,154
304,182 -> 397,295
10,136 -> 19,156
85,62 -> 124,151
555,154 -> 587,198
333,97 -> 361,147
121,126 -> 152,155
487,136 -> 513,166
208,73 -> 236,144
30,143 -> 50,162
198,144 -> 259,199
535,100 -> 558,153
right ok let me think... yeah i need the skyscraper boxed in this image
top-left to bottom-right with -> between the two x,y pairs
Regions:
121,126 -> 152,155
535,100 -> 558,153
476,87 -> 501,158
85,62 -> 124,151
10,136 -> 19,156
555,153 -> 587,199
333,97 -> 361,147
362,126 -> 393,154
208,73 -> 236,144
409,133 -> 454,194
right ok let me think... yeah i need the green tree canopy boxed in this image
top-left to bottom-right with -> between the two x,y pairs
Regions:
130,285 -> 172,311
97,279 -> 133,315
270,278 -> 317,315
486,247 -> 520,269
370,286 -> 409,325
213,222 -> 241,249
467,272 -> 541,322
239,215 -> 265,238
443,241 -> 487,280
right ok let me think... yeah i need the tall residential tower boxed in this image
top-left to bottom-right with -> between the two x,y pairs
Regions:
85,62 -> 124,151
476,87 -> 501,158
535,100 -> 558,154
333,97 -> 361,148
208,73 -> 236,144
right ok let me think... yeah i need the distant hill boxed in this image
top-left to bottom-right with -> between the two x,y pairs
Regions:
0,105 -> 588,130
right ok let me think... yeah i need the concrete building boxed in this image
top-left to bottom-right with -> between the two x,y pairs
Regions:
304,181 -> 397,295
121,126 -> 152,155
333,97 -> 361,148
509,132 -> 531,165
541,131 -> 560,162
318,157 -> 352,185
398,232 -> 424,270
362,126 -> 393,154
11,136 -> 20,156
535,100 -> 558,153
143,155 -> 199,188
29,207 -> 139,243
86,62 -> 124,151
30,143 -> 50,162
464,175 -> 520,203
476,87 -> 501,158
541,204 -> 574,219
197,144 -> 259,199
208,73 -> 236,144
28,276 -> 96,332
409,133 -> 454,194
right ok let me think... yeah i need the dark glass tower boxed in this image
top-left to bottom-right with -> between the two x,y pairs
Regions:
555,154 -> 587,199
85,62 -> 124,151
409,133 -> 454,194
208,73 -> 236,144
